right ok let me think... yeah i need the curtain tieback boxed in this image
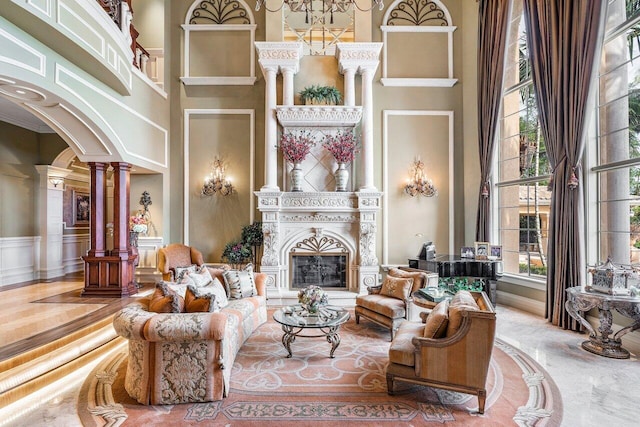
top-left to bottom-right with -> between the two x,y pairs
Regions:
568,168 -> 579,190
481,181 -> 490,198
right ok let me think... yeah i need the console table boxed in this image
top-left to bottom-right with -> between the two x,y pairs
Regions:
565,286 -> 640,359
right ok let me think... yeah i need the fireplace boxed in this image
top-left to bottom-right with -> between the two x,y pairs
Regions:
290,254 -> 348,289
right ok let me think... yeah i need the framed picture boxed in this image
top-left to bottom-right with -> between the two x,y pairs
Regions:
461,246 -> 475,258
474,241 -> 490,260
73,191 -> 90,226
490,245 -> 503,260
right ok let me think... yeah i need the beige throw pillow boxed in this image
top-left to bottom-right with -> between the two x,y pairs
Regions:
223,264 -> 257,299
380,275 -> 414,300
423,300 -> 450,338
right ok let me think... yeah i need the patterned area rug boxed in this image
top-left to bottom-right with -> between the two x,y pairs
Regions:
79,316 -> 562,426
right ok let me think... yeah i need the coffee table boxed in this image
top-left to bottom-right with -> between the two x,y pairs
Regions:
273,305 -> 350,358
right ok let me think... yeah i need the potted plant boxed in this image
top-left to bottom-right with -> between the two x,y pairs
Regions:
277,130 -> 317,191
322,130 -> 361,191
241,221 -> 263,268
299,85 -> 343,105
222,240 -> 253,269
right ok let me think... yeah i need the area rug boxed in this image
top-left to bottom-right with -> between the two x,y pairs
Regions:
79,316 -> 562,426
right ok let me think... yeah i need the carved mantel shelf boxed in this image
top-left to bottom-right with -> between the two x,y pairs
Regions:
276,106 -> 363,127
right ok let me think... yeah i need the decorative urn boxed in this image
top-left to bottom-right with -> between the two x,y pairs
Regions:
586,257 -> 635,296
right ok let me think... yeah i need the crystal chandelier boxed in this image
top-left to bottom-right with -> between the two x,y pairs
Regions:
202,158 -> 234,196
255,0 -> 384,13
404,158 -> 437,197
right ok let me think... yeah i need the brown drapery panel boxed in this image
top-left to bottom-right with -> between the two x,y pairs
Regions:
522,0 -> 607,329
475,0 -> 511,242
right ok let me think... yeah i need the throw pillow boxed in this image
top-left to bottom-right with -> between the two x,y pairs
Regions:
181,265 -> 213,287
446,290 -> 480,337
200,277 -> 229,309
174,264 -> 198,282
380,275 -> 414,300
149,282 -> 185,313
184,284 -> 219,313
223,264 -> 257,299
423,300 -> 450,338
388,267 -> 429,291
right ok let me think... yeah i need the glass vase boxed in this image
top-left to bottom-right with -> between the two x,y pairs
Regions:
334,163 -> 349,192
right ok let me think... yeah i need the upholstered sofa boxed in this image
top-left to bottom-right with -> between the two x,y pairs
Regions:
113,269 -> 267,405
385,290 -> 496,414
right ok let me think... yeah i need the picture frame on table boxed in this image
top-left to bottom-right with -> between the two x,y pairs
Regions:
490,245 -> 503,260
474,241 -> 490,260
72,190 -> 90,226
461,246 -> 475,258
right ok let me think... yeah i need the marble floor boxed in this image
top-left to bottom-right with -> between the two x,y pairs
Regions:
1,280 -> 639,427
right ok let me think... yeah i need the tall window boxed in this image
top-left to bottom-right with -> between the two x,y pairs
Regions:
497,1 -> 551,279
595,0 -> 640,265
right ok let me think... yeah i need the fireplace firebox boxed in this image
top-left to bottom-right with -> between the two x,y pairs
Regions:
290,254 -> 348,289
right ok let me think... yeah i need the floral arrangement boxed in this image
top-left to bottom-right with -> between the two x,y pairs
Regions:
298,285 -> 329,313
322,130 -> 361,164
222,240 -> 253,266
277,130 -> 316,164
129,213 -> 148,234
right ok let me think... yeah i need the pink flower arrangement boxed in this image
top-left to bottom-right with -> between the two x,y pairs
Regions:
322,130 -> 361,164
277,130 -> 316,164
129,214 -> 148,233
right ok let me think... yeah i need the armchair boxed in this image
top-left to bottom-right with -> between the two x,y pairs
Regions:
385,291 -> 496,414
157,243 -> 205,281
355,267 -> 437,340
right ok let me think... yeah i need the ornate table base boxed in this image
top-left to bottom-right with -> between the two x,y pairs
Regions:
566,286 -> 640,359
281,325 -> 343,358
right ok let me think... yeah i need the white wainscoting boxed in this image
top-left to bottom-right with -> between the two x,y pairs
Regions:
0,237 -> 40,287
62,233 -> 90,275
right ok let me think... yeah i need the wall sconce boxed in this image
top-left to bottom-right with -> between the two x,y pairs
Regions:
404,158 -> 437,197
201,157 -> 234,196
49,176 -> 64,188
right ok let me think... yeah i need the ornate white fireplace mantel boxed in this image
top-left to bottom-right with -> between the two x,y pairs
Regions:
255,41 -> 383,302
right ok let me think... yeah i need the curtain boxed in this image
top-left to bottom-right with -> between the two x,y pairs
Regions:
522,0 -> 607,329
475,0 -> 511,242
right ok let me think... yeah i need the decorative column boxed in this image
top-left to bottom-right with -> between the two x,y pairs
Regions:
336,43 -> 383,191
342,67 -> 357,107
255,42 -> 303,192
34,165 -> 70,280
282,66 -> 296,106
82,162 -> 137,297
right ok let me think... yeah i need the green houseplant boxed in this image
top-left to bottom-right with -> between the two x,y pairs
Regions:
299,85 -> 342,105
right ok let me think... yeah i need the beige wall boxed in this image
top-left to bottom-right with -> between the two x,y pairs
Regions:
134,0 -> 164,49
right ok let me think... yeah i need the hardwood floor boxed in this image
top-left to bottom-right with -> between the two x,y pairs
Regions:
0,274 -> 153,361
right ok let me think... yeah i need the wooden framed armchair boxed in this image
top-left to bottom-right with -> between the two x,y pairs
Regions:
355,267 -> 437,340
157,243 -> 205,281
385,291 -> 496,414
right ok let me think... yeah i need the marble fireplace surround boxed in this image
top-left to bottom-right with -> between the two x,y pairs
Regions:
255,42 -> 383,303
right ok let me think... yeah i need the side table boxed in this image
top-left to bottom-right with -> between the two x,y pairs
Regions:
565,286 -> 640,359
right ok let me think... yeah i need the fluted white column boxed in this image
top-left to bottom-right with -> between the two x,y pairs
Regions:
360,67 -> 376,191
343,67 -> 356,107
282,66 -> 295,106
263,66 -> 279,190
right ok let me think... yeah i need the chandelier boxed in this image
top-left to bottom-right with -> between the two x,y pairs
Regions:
202,158 -> 234,197
404,158 -> 437,197
255,0 -> 384,13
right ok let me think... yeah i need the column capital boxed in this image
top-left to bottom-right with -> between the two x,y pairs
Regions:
335,42 -> 383,75
255,42 -> 304,77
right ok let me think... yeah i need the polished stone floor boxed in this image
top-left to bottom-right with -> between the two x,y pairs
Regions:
1,280 -> 639,426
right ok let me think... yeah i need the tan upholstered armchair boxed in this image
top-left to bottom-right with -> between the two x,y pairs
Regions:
157,243 -> 205,281
355,267 -> 437,340
385,291 -> 496,414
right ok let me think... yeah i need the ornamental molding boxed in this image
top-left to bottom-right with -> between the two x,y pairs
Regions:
276,106 -> 363,128
255,42 -> 304,74
384,0 -> 452,27
281,193 -> 357,209
290,235 -> 348,253
187,0 -> 254,25
336,42 -> 383,74
281,213 -> 357,223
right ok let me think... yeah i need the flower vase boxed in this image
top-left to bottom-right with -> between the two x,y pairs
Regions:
290,163 -> 303,192
334,163 -> 349,192
305,302 -> 320,314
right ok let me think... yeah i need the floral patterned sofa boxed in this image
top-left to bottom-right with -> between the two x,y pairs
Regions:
113,269 -> 267,405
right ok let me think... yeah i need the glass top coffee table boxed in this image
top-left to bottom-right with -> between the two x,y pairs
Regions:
273,305 -> 350,358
